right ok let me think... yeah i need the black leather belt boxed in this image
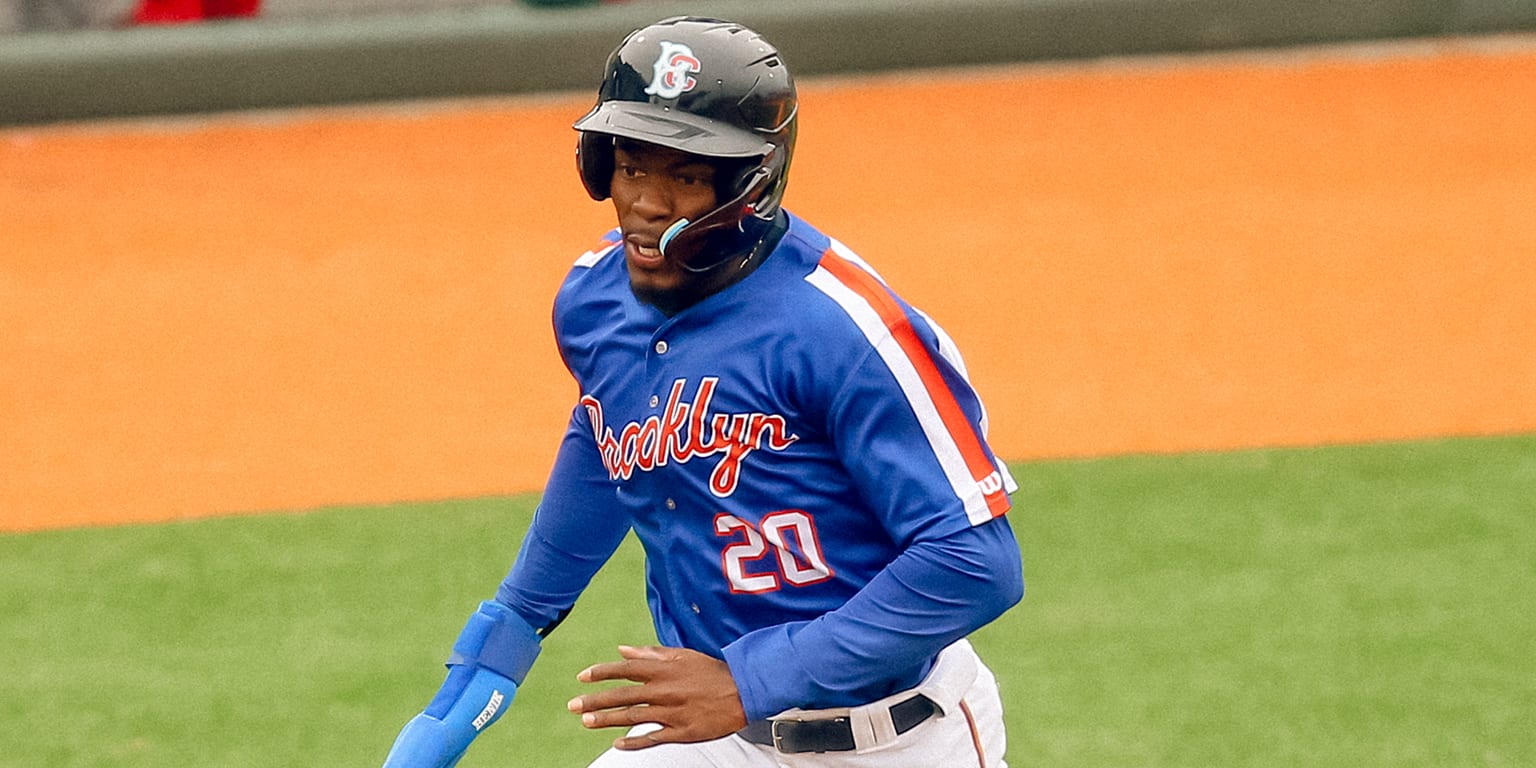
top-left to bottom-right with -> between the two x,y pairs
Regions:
738,694 -> 939,753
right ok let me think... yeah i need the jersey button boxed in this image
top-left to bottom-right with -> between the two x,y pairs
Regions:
649,395 -> 660,408
665,498 -> 676,510
654,340 -> 669,354
691,604 -> 701,614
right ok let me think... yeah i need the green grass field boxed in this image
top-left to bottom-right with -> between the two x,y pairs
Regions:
3,433 -> 1533,767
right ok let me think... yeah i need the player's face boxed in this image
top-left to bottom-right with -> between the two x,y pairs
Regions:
610,140 -> 721,313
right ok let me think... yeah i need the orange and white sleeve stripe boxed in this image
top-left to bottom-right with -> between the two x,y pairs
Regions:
806,239 -> 1017,526
574,234 -> 622,268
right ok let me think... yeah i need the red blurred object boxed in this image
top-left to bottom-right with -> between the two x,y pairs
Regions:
134,0 -> 261,23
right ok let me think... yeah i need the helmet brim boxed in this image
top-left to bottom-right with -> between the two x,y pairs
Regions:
573,101 -> 774,159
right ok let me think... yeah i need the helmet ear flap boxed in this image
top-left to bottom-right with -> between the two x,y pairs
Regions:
722,160 -> 760,201
721,146 -> 788,223
576,131 -> 615,201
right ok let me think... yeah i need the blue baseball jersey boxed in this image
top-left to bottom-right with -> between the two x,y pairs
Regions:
497,211 -> 1022,720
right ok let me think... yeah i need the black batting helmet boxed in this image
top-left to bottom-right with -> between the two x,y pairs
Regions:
574,16 -> 797,265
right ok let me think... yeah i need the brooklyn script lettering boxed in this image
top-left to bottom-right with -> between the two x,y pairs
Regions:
581,377 -> 800,497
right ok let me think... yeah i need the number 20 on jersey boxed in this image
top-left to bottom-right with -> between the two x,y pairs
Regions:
714,511 -> 834,594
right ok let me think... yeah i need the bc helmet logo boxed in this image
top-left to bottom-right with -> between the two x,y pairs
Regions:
644,42 -> 701,99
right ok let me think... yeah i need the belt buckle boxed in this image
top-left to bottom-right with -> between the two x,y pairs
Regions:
770,715 -> 852,753
769,719 -> 790,752
769,717 -> 803,752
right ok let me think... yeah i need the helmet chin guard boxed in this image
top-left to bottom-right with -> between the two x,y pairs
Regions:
662,153 -> 784,273
573,17 -> 797,269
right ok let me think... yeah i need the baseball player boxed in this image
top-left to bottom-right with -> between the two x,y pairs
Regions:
380,16 -> 1023,768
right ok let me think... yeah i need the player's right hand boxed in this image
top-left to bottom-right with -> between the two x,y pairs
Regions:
567,644 -> 748,750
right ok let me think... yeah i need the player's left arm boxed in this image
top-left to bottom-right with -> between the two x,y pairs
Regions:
564,518 -> 1021,745
723,306 -> 1026,720
723,517 -> 1022,720
564,515 -> 1022,746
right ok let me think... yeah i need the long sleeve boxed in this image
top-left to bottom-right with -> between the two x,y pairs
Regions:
722,516 -> 1023,720
495,404 -> 630,633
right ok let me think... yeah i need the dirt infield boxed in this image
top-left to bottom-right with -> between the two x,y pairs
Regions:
4,37 -> 1535,532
